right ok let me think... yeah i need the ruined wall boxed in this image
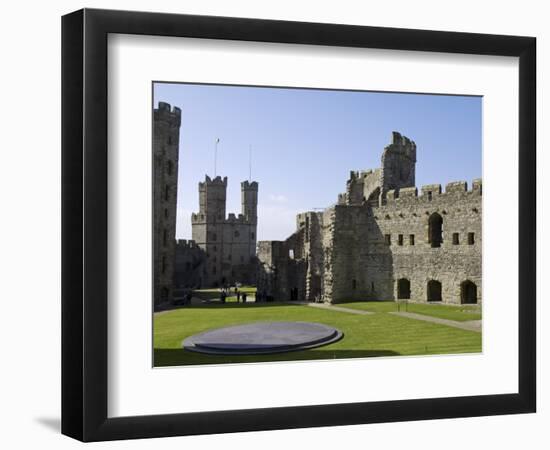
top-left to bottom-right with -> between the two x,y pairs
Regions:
153,102 -> 181,306
257,131 -> 481,306
377,180 -> 482,304
327,180 -> 482,304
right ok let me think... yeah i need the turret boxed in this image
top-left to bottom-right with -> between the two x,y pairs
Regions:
241,180 -> 258,224
380,131 -> 417,197
153,102 -> 181,152
197,175 -> 227,222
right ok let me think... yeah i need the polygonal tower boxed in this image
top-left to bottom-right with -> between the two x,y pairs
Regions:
241,180 -> 259,259
241,180 -> 258,225
191,176 -> 228,285
153,101 -> 181,307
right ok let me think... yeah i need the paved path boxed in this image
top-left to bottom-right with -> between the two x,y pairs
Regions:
289,302 -> 374,316
389,311 -> 482,332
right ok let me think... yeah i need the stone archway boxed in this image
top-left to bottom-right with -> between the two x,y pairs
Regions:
461,280 -> 478,304
397,278 -> 411,299
427,280 -> 442,302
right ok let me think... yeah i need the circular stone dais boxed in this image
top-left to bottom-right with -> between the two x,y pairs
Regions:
182,321 -> 343,355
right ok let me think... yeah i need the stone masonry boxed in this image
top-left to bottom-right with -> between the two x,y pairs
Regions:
174,176 -> 259,288
257,132 -> 482,305
153,102 -> 181,306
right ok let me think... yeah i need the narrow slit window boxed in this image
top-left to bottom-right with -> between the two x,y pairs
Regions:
468,232 -> 475,245
452,233 -> 460,245
409,234 -> 415,245
385,234 -> 391,245
398,234 -> 404,246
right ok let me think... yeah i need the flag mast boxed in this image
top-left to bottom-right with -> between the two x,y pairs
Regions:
214,138 -> 220,176
249,144 -> 252,182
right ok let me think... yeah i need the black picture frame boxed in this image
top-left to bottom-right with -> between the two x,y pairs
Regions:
62,8 -> 536,442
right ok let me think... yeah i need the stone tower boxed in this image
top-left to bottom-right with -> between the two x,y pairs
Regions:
191,176 -> 258,287
153,101 -> 181,306
192,176 -> 228,285
380,131 -> 417,199
241,180 -> 258,258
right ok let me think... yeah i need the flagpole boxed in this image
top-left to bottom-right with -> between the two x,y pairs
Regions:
249,145 -> 252,182
214,138 -> 219,176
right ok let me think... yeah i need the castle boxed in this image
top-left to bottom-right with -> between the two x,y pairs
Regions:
153,100 -> 481,306
256,132 -> 482,305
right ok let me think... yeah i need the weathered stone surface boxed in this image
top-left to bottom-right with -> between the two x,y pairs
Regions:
257,131 -> 482,305
153,102 -> 181,306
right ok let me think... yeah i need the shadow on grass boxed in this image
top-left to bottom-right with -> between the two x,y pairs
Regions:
154,348 -> 400,367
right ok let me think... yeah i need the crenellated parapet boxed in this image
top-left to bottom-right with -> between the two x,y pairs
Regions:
383,179 -> 482,207
176,239 -> 200,249
199,175 -> 228,189
154,101 -> 181,127
241,180 -> 259,190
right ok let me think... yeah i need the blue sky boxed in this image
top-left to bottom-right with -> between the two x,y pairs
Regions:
154,83 -> 481,241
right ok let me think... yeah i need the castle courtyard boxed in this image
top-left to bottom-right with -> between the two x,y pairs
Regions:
154,295 -> 481,367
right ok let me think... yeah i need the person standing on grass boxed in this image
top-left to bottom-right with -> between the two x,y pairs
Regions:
236,290 -> 241,303
242,292 -> 247,303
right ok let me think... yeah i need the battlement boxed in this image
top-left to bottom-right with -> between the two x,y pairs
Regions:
391,131 -> 415,147
383,179 -> 482,206
227,213 -> 249,223
156,101 -> 181,115
191,213 -> 205,223
176,239 -> 199,249
191,211 -> 254,224
241,180 -> 259,190
154,102 -> 181,126
199,175 -> 228,189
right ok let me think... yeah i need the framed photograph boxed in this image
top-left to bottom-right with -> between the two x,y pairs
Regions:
62,8 -> 536,441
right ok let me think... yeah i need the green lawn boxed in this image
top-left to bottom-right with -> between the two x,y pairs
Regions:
154,301 -> 481,367
337,301 -> 482,322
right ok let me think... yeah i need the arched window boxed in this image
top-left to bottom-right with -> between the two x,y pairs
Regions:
397,279 -> 411,299
428,213 -> 443,248
461,280 -> 478,304
427,280 -> 442,302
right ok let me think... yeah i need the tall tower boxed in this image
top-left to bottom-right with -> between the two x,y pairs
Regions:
192,176 -> 228,286
153,102 -> 181,307
241,180 -> 259,259
380,131 -> 417,198
241,180 -> 258,224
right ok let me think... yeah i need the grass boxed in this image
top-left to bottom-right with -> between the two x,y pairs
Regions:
154,300 -> 481,367
337,301 -> 482,322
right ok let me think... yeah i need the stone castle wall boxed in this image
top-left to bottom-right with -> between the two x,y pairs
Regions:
326,180 -> 482,304
257,132 -> 482,305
